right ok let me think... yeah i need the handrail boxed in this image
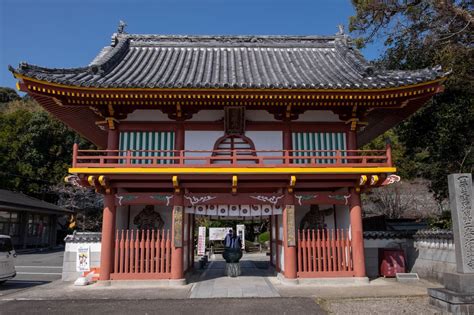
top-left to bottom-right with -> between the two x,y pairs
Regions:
72,146 -> 393,168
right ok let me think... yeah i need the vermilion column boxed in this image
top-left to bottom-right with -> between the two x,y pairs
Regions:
283,195 -> 297,279
350,188 -> 366,277
171,194 -> 184,279
107,128 -> 119,151
99,193 -> 116,280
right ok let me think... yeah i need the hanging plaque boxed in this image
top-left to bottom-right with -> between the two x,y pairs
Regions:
173,206 -> 183,247
286,205 -> 296,247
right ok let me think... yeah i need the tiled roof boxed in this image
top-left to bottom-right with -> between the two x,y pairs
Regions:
363,230 -> 416,240
0,189 -> 71,213
10,33 -> 447,90
64,231 -> 101,243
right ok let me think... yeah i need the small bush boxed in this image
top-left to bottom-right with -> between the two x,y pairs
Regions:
258,231 -> 270,244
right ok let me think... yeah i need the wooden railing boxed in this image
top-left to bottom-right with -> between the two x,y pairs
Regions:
297,229 -> 354,277
111,229 -> 172,280
72,144 -> 392,168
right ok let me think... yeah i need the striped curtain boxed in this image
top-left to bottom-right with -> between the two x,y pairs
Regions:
119,131 -> 175,164
292,132 -> 347,164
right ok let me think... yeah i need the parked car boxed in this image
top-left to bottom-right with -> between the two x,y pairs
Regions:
0,235 -> 16,284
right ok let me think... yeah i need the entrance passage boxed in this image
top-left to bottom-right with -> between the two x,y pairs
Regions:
190,253 -> 280,298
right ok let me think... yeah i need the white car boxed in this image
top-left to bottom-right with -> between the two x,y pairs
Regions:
0,235 -> 16,284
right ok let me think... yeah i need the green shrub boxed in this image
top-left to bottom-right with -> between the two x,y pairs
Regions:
258,231 -> 270,244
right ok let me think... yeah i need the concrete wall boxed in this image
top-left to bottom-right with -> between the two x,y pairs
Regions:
363,231 -> 456,281
62,241 -> 101,281
409,238 -> 456,281
364,238 -> 409,279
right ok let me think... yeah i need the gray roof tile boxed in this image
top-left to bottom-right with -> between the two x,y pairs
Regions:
11,34 -> 447,90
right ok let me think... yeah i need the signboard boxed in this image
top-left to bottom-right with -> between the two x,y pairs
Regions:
173,206 -> 183,247
76,246 -> 90,272
209,227 -> 231,241
286,205 -> 296,247
236,224 -> 245,250
197,226 -> 206,256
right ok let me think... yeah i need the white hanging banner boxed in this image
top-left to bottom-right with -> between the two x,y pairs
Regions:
197,226 -> 206,256
236,224 -> 246,250
229,205 -> 240,216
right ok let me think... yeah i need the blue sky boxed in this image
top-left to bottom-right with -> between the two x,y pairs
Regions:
0,0 -> 384,90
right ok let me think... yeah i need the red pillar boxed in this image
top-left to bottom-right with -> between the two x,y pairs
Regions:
107,129 -> 119,151
99,193 -> 116,280
175,124 -> 184,165
283,194 -> 297,279
171,194 -> 184,280
350,188 -> 366,277
347,130 -> 357,150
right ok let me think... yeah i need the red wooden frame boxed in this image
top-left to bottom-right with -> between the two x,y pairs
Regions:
73,146 -> 392,169
297,228 -> 355,278
111,229 -> 172,280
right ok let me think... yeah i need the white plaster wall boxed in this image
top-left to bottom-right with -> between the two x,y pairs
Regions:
335,205 -> 350,230
245,110 -> 341,122
295,110 -> 340,122
279,217 -> 284,271
184,131 -> 224,164
183,213 -> 189,270
115,206 -> 129,230
124,109 -> 340,123
124,109 -> 173,121
124,110 -> 224,122
246,131 -> 283,164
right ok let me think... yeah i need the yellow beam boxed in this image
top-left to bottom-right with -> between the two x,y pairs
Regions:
69,167 -> 397,175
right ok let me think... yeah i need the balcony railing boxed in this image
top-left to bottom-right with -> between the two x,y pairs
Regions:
72,144 -> 393,168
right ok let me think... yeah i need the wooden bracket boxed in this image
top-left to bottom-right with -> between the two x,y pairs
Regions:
232,175 -> 238,194
176,103 -> 182,118
359,175 -> 368,186
370,175 -> 379,186
172,175 -> 180,193
98,175 -> 108,187
87,176 -> 96,186
285,104 -> 292,119
95,117 -> 119,130
288,175 -> 296,193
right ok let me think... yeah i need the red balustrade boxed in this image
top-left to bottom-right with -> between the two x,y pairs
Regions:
111,229 -> 171,280
297,229 -> 354,277
72,146 -> 392,169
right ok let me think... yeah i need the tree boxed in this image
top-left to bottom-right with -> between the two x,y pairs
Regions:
53,183 -> 103,232
363,179 -> 444,219
350,0 -> 474,200
0,95 -> 93,201
0,87 -> 21,104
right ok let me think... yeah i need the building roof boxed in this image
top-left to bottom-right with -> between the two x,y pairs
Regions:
11,33 -> 446,90
0,189 -> 72,214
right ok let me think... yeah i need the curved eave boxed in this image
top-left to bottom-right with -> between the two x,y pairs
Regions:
13,72 -> 446,95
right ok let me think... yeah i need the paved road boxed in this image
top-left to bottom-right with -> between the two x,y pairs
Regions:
0,298 -> 326,314
0,249 -> 63,298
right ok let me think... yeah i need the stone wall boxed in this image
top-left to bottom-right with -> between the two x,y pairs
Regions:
409,230 -> 456,281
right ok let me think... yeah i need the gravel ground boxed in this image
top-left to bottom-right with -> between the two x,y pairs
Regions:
323,297 -> 446,315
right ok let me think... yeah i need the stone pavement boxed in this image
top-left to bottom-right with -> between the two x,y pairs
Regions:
0,252 -> 448,314
190,257 -> 279,298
